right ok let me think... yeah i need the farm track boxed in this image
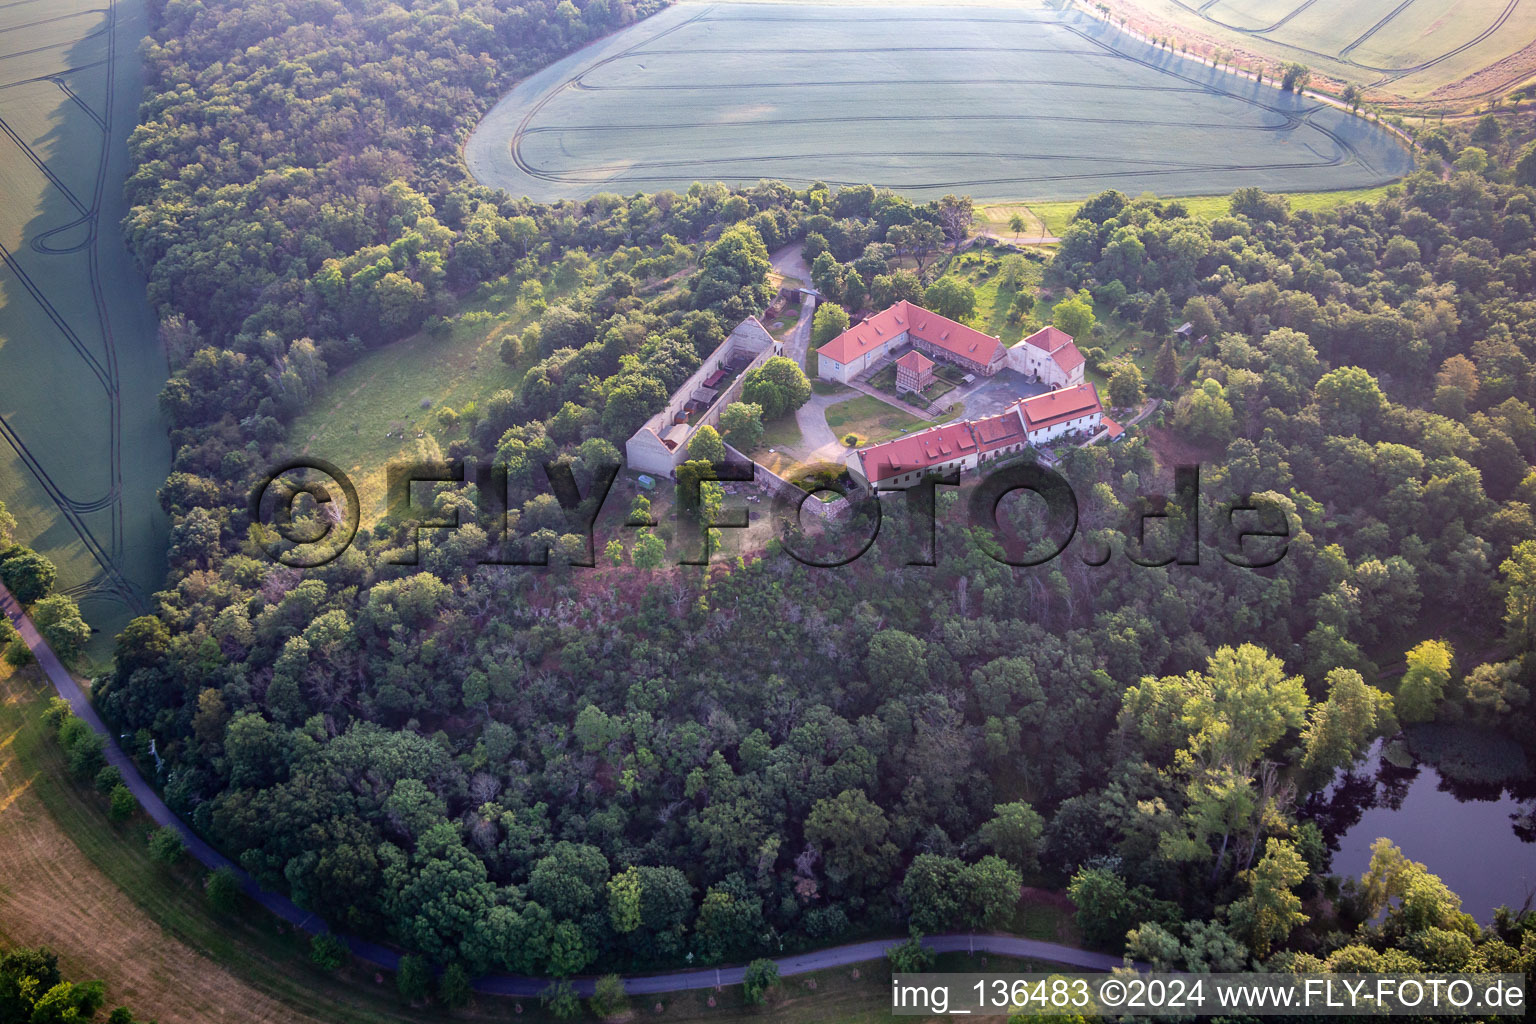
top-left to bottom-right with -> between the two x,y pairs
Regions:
0,0 -> 147,613
488,4 -> 1401,198
571,78 -> 1212,92
1339,0 -> 1420,59
1166,0 -> 1531,93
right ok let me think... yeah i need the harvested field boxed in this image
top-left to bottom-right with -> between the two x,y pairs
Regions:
466,1 -> 1413,203
1106,0 -> 1536,103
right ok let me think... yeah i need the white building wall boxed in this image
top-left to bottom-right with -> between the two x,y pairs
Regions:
1006,343 -> 1084,389
1025,412 -> 1102,445
818,330 -> 907,382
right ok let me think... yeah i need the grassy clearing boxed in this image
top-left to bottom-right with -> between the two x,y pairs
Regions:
977,202 -> 1048,240
937,246 -> 1045,347
290,280 -> 539,523
825,395 -> 944,446
466,3 -> 1408,203
1015,184 -> 1400,238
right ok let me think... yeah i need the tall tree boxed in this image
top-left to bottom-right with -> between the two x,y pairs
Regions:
1396,640 -> 1453,723
811,302 -> 850,347
1228,838 -> 1308,958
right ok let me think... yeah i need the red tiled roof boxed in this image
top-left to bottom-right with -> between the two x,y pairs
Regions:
1101,416 -> 1125,439
1024,325 -> 1075,352
1017,382 -> 1103,433
1051,345 -> 1085,374
1022,325 -> 1084,374
819,300 -> 1003,368
895,350 -> 935,373
970,408 -> 1026,454
858,421 -> 977,483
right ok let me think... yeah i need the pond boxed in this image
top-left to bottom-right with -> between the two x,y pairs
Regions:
1309,728 -> 1536,923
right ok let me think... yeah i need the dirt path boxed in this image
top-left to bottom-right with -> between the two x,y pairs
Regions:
769,240 -> 812,287
787,390 -> 860,467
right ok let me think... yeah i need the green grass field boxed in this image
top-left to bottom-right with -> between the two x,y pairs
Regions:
1006,183 -> 1399,238
0,0 -> 170,654
1108,0 -> 1536,103
290,282 -> 544,524
466,2 -> 1412,203
825,395 -> 952,446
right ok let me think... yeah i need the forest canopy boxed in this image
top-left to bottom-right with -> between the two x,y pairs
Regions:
94,0 -> 1536,990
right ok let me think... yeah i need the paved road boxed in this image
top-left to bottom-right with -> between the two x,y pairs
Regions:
2,580 -> 1125,997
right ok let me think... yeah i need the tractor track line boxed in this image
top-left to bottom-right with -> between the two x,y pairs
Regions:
0,9 -> 107,37
511,6 -> 1311,186
0,25 -> 106,63
1340,0 -> 1420,59
500,5 -> 1402,199
0,0 -> 144,612
520,112 -> 1295,134
0,110 -> 90,214
570,78 -> 1212,93
0,240 -> 112,390
1163,0 -> 1525,86
0,58 -> 108,92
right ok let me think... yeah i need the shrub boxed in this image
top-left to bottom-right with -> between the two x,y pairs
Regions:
541,979 -> 580,1019
148,826 -> 185,866
395,955 -> 432,1003
108,784 -> 135,823
59,718 -> 106,780
589,974 -> 628,1019
41,696 -> 73,729
94,764 -> 124,794
205,866 -> 241,914
888,933 -> 936,973
438,963 -> 471,1009
311,933 -> 349,972
742,959 -> 779,1005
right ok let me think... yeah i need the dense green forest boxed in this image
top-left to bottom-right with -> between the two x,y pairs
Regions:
56,0 -> 1535,998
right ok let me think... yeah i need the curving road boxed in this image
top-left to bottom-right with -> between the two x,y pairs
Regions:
2,579 -> 1126,998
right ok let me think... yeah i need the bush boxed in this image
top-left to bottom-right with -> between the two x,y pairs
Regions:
395,955 -> 432,1003
94,764 -> 124,794
108,784 -> 135,823
57,716 -> 105,780
589,974 -> 628,1019
742,959 -> 779,1005
41,696 -> 73,729
541,979 -> 580,1019
437,963 -> 470,1009
843,433 -> 859,446
147,825 -> 185,866
311,933 -> 349,972
205,866 -> 241,914
887,933 -> 936,973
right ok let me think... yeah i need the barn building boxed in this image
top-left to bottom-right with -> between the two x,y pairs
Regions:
625,317 -> 781,477
848,382 -> 1105,490
816,300 -> 1007,383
